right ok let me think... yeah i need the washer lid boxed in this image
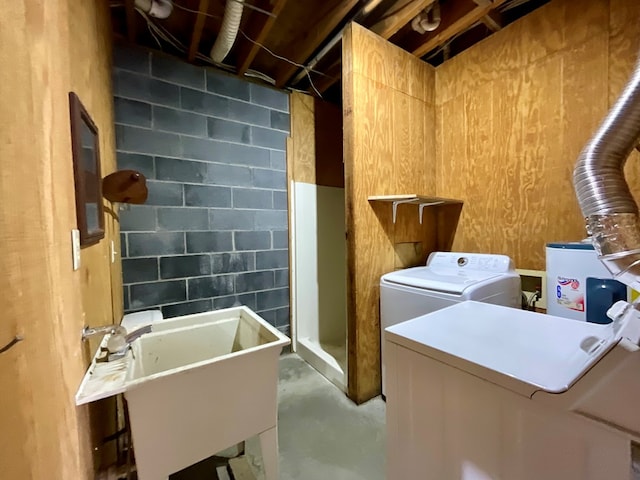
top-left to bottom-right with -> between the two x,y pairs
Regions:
382,266 -> 502,294
385,301 -> 618,395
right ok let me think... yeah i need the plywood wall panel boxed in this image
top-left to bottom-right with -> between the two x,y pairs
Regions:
557,34 -> 609,242
0,1 -> 119,477
344,23 -> 439,402
610,0 -> 640,202
392,91 -> 412,193
435,0 -> 621,270
437,95 -> 469,251
562,0 -> 608,51
290,93 -> 316,184
435,0 -> 609,106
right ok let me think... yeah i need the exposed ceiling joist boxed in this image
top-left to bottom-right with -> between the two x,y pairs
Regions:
411,0 -> 507,58
125,0 -> 137,43
274,0 -> 360,88
481,10 -> 503,31
371,0 -> 435,39
313,59 -> 342,95
187,0 -> 210,62
236,0 -> 289,76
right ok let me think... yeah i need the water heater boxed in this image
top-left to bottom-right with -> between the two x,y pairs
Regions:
546,242 -> 628,323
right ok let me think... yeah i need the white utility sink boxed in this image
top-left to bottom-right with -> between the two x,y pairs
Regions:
76,306 -> 290,480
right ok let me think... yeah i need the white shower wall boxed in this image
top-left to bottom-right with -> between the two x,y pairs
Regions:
292,181 -> 347,390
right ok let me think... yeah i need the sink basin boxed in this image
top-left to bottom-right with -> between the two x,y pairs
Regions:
76,306 -> 290,479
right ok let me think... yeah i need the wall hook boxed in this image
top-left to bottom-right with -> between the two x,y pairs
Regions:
0,335 -> 24,354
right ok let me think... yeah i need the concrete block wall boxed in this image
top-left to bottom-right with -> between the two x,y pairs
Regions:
113,44 -> 290,334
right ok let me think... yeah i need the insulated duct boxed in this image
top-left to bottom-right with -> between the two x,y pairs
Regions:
573,53 -> 640,292
210,0 -> 244,64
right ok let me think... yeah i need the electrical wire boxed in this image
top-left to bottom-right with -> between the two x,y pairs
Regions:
498,0 -> 535,13
146,18 -> 164,49
172,1 -> 222,18
172,0 -> 276,19
238,30 -> 324,98
137,4 -> 323,95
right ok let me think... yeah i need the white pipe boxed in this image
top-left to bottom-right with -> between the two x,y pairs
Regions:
134,0 -> 173,19
411,2 -> 441,34
211,0 -> 245,64
421,3 -> 441,32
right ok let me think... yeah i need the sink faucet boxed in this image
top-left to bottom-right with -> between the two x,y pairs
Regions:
82,324 -> 128,355
82,324 -> 153,359
82,324 -> 127,342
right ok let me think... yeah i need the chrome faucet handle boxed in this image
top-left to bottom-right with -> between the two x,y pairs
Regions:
81,324 -> 127,342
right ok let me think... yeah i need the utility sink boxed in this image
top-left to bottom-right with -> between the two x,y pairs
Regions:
76,306 -> 290,480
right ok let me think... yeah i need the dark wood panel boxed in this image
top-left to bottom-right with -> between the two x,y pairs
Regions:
315,98 -> 344,188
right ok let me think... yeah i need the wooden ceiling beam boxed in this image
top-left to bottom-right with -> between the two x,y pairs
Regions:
371,0 -> 435,40
274,0 -> 360,88
187,0 -> 210,62
125,0 -> 137,43
411,0 -> 507,58
236,0 -> 289,76
311,59 -> 343,95
481,10 -> 503,32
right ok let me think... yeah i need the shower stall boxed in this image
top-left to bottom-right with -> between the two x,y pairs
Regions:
288,94 -> 347,391
291,182 -> 347,391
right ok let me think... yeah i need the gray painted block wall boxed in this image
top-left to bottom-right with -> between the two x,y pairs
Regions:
113,44 -> 290,334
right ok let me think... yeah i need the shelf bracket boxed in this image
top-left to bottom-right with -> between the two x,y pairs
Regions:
392,199 -> 418,223
418,202 -> 444,224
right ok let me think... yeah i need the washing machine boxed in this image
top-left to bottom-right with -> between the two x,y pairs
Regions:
380,251 -> 521,394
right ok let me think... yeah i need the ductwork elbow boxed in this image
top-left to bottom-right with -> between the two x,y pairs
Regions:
573,52 -> 640,291
411,2 -> 441,35
134,0 -> 173,19
210,0 -> 244,64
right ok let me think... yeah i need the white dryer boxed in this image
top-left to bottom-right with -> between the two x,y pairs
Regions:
380,251 -> 521,394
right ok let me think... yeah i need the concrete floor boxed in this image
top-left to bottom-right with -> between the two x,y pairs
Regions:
245,353 -> 386,480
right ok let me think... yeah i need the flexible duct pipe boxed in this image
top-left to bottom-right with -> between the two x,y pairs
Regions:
573,52 -> 640,291
211,0 -> 244,63
134,0 -> 173,19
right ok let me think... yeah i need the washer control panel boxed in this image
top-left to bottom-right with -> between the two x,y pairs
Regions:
427,252 -> 514,273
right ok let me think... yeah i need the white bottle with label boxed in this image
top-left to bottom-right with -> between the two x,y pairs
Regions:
546,241 -> 620,321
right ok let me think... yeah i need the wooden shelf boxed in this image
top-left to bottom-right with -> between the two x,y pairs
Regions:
368,194 -> 463,223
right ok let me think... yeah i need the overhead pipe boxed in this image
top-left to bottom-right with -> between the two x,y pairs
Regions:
289,0 -> 384,86
134,0 -> 173,19
573,50 -> 640,292
211,0 -> 245,63
411,2 -> 441,34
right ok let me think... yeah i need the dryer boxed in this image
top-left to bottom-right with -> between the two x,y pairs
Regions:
380,251 -> 521,394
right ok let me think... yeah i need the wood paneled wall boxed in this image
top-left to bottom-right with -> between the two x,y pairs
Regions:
0,1 -> 120,477
289,92 -> 344,188
436,0 -> 640,270
343,23 -> 439,403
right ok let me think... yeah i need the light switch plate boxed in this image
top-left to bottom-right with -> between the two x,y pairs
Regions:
72,229 -> 81,271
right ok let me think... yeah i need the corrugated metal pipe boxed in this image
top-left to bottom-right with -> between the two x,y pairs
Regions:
210,0 -> 245,63
573,52 -> 640,292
